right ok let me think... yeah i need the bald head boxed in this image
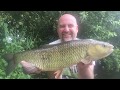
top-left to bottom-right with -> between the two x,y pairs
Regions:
58,14 -> 78,26
57,14 -> 79,42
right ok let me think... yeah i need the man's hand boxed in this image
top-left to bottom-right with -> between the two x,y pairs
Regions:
77,62 -> 95,79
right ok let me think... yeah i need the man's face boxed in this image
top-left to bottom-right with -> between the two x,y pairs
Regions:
57,15 -> 78,42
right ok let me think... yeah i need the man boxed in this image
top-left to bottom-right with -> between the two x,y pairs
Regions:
21,14 -> 95,79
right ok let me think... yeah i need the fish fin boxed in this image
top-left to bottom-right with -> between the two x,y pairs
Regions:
39,44 -> 49,48
39,44 -> 57,49
81,56 -> 93,64
21,61 -> 41,74
24,67 -> 42,74
2,53 -> 16,75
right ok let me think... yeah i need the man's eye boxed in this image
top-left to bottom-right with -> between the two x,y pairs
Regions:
60,25 -> 65,28
68,24 -> 73,28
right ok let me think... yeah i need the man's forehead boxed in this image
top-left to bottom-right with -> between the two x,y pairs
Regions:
59,21 -> 76,26
58,14 -> 77,25
59,14 -> 76,21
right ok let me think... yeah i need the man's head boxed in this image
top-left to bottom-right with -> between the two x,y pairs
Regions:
57,14 -> 78,42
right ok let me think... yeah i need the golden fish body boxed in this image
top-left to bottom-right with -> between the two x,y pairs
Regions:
3,39 -> 114,75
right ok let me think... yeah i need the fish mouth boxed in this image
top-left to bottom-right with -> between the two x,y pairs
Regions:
102,45 -> 114,59
106,47 -> 114,57
110,45 -> 114,52
101,49 -> 114,60
109,44 -> 114,51
109,49 -> 114,55
111,45 -> 114,49
109,44 -> 114,53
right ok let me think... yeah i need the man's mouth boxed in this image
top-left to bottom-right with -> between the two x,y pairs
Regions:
62,33 -> 71,38
63,35 -> 70,38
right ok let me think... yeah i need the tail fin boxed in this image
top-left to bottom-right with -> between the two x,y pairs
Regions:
2,53 -> 16,76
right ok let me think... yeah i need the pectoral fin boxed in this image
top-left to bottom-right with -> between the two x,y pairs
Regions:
81,56 -> 93,64
21,61 -> 41,74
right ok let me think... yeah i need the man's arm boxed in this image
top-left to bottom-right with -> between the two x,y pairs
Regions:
77,62 -> 95,79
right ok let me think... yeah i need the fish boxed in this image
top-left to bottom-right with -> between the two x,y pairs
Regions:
2,39 -> 114,75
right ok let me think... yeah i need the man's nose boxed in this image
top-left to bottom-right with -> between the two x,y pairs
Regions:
64,26 -> 69,32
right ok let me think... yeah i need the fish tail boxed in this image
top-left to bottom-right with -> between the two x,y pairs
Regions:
2,53 -> 16,76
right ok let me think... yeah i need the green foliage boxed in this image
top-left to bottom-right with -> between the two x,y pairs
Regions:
102,48 -> 120,72
79,11 -> 118,40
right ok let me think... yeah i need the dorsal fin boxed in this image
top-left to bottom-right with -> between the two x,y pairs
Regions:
39,44 -> 57,49
39,40 -> 81,49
